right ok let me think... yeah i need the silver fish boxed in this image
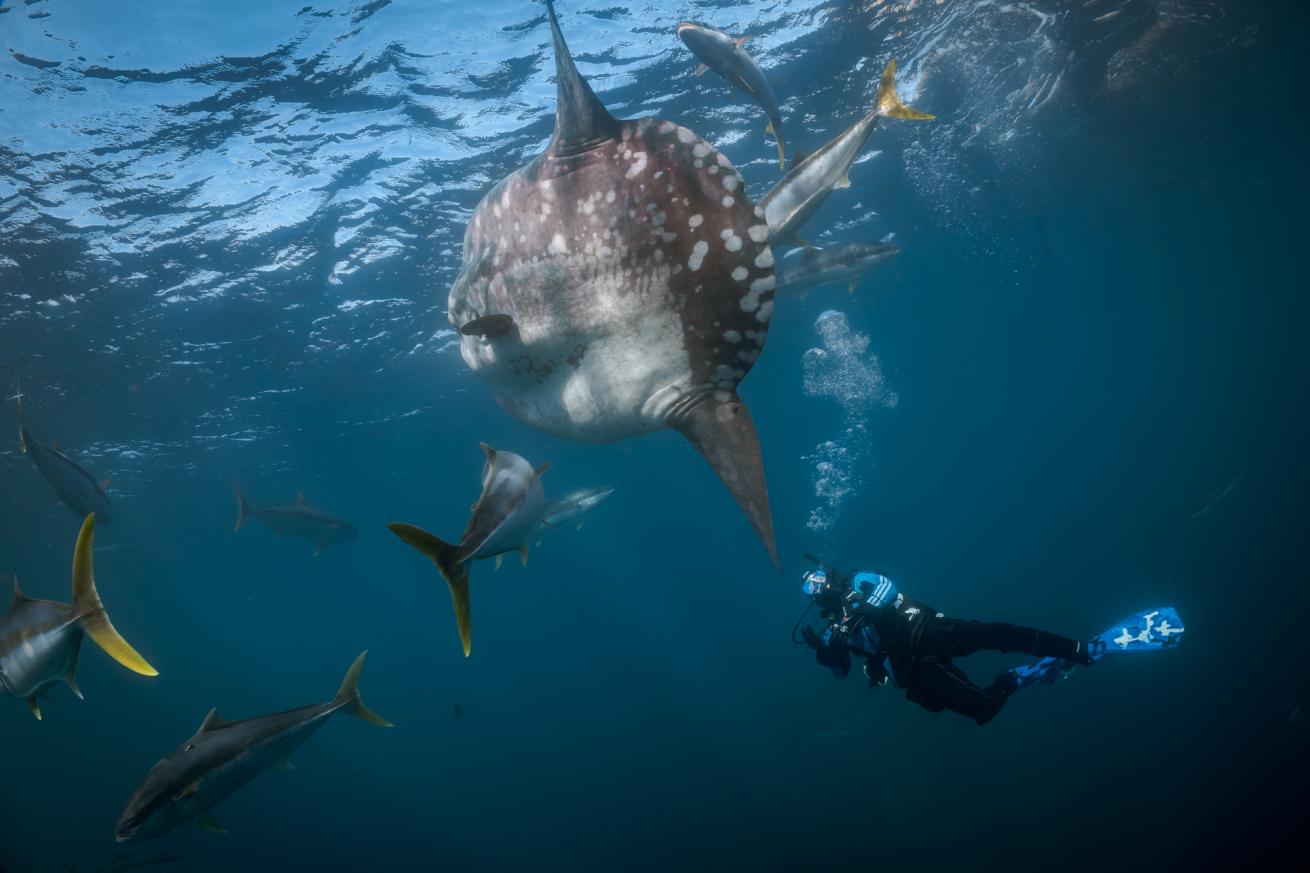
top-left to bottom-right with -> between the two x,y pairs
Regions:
15,380 -> 113,522
114,652 -> 391,843
760,61 -> 931,247
0,514 -> 158,720
540,485 -> 614,532
388,443 -> 550,656
776,241 -> 900,296
676,21 -> 785,169
234,487 -> 358,556
447,1 -> 779,567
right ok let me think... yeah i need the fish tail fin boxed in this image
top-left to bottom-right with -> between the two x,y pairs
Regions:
875,60 -> 934,121
71,514 -> 159,677
15,375 -> 25,453
387,523 -> 473,657
234,484 -> 249,532
333,651 -> 393,727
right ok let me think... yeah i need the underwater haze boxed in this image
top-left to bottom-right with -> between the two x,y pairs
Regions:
2,0 -> 1308,870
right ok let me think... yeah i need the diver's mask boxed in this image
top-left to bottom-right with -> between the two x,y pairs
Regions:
801,568 -> 829,597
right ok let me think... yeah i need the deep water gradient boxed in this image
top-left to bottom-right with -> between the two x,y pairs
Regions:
2,1 -> 1308,871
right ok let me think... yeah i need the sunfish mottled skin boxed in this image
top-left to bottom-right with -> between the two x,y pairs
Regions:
388,443 -> 550,656
0,514 -> 158,721
233,487 -> 357,556
449,1 -> 779,566
15,381 -> 113,522
761,60 -> 932,246
776,241 -> 900,297
115,652 -> 392,843
676,21 -> 785,169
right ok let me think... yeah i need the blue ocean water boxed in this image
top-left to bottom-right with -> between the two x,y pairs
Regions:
1,0 -> 1307,870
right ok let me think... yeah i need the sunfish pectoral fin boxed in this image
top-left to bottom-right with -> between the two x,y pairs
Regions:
388,523 -> 473,657
673,394 -> 778,570
333,650 -> 394,727
71,514 -> 159,678
459,314 -> 517,340
875,59 -> 935,120
544,0 -> 620,155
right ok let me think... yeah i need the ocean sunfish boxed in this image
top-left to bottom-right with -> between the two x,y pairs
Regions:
0,514 -> 158,720
15,380 -> 113,522
776,241 -> 900,297
677,21 -> 785,169
233,487 -> 358,557
761,60 -> 932,248
448,1 -> 780,566
115,652 -> 391,843
388,443 -> 550,657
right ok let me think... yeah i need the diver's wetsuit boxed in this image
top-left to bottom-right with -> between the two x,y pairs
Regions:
805,572 -> 1091,725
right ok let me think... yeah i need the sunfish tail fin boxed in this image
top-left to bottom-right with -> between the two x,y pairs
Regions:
875,60 -> 934,121
234,485 -> 249,533
71,514 -> 159,677
674,394 -> 779,570
387,523 -> 474,657
545,0 -> 620,156
332,651 -> 394,727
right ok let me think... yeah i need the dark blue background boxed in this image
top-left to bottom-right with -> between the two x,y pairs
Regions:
2,1 -> 1306,870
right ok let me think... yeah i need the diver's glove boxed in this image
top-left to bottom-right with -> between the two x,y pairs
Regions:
801,626 -> 823,650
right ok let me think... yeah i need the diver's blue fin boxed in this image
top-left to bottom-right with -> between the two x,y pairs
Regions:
1094,607 -> 1185,656
1008,607 -> 1184,690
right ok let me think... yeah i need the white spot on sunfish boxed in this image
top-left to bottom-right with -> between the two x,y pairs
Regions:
548,233 -> 569,256
724,329 -> 742,343
731,266 -> 748,282
748,224 -> 770,243
694,159 -> 704,169
757,300 -> 774,323
689,240 -> 709,271
754,248 -> 774,269
677,127 -> 695,144
689,214 -> 703,229
722,196 -> 735,208
625,152 -> 649,179
693,143 -> 710,159
723,174 -> 739,192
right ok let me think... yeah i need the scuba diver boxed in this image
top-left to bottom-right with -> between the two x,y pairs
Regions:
796,560 -> 1184,725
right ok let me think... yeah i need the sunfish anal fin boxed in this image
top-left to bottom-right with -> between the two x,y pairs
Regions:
673,394 -> 778,569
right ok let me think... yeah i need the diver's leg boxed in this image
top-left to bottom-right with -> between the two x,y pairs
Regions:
908,662 -> 1007,725
919,618 -> 1091,665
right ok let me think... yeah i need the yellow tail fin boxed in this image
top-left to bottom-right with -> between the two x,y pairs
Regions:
875,60 -> 935,121
388,522 -> 473,657
71,514 -> 159,677
333,651 -> 393,728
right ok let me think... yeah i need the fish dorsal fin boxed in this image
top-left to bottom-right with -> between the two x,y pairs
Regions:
11,575 -> 28,605
295,491 -> 307,505
480,442 -> 497,462
534,461 -> 551,477
198,707 -> 234,733
545,0 -> 620,157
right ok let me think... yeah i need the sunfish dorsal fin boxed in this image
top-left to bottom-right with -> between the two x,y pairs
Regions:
673,394 -> 778,570
545,0 -> 620,156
